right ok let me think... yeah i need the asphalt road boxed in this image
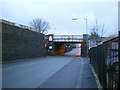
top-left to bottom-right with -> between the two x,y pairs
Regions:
2,48 -> 98,88
39,58 -> 98,88
2,56 -> 73,88
65,48 -> 81,56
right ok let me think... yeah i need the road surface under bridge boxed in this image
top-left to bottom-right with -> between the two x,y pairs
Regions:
2,48 -> 98,88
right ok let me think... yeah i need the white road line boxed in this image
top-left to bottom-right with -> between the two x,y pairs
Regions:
3,67 -> 12,70
75,58 -> 83,88
21,62 -> 38,67
3,62 -> 38,70
90,64 -> 102,89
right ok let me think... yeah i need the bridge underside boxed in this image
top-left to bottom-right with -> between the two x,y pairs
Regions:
53,42 -> 83,56
48,34 -> 89,57
54,43 -> 65,55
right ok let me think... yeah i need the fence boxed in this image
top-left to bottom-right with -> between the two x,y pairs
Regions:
53,35 -> 83,42
89,36 -> 119,89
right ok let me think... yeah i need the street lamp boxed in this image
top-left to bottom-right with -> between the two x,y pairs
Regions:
72,17 -> 88,34
72,17 -> 89,57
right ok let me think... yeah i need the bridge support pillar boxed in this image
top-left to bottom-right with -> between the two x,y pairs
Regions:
47,34 -> 54,55
81,34 -> 89,57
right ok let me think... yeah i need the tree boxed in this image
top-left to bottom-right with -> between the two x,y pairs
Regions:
89,20 -> 105,39
29,18 -> 50,34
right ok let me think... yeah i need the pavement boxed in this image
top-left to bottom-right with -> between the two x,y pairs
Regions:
39,58 -> 98,88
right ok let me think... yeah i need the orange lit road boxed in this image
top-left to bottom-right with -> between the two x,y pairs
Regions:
64,48 -> 81,56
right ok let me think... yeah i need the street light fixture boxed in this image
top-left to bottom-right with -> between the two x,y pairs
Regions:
72,18 -> 78,20
72,17 -> 88,34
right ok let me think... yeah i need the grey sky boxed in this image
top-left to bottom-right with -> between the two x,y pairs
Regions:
1,1 -> 118,36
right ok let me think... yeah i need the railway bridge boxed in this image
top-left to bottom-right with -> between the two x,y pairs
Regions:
47,34 -> 89,57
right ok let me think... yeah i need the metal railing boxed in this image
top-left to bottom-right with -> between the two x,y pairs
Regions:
53,35 -> 83,42
89,36 -> 119,89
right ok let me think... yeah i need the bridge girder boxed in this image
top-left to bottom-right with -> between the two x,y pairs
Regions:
47,34 -> 89,57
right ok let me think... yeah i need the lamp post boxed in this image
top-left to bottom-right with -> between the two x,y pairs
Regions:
72,17 -> 88,57
72,17 -> 88,34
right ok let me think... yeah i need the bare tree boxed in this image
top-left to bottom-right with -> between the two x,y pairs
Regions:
89,20 -> 105,39
29,18 -> 50,34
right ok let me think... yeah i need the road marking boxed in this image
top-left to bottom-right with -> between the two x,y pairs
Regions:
90,64 -> 102,89
19,62 -> 38,67
3,67 -> 12,70
39,58 -> 74,88
75,58 -> 83,88
3,62 -> 38,71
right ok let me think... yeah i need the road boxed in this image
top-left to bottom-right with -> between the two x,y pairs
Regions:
65,48 -> 81,56
3,56 -> 73,88
2,48 -> 98,88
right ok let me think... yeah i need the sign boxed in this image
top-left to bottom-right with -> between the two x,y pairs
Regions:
49,36 -> 53,41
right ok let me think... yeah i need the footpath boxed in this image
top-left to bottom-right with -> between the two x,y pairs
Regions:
39,58 -> 99,88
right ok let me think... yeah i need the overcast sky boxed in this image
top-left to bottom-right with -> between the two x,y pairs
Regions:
1,0 -> 118,36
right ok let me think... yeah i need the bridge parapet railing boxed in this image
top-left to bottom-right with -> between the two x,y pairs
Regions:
89,36 -> 119,89
53,35 -> 83,42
